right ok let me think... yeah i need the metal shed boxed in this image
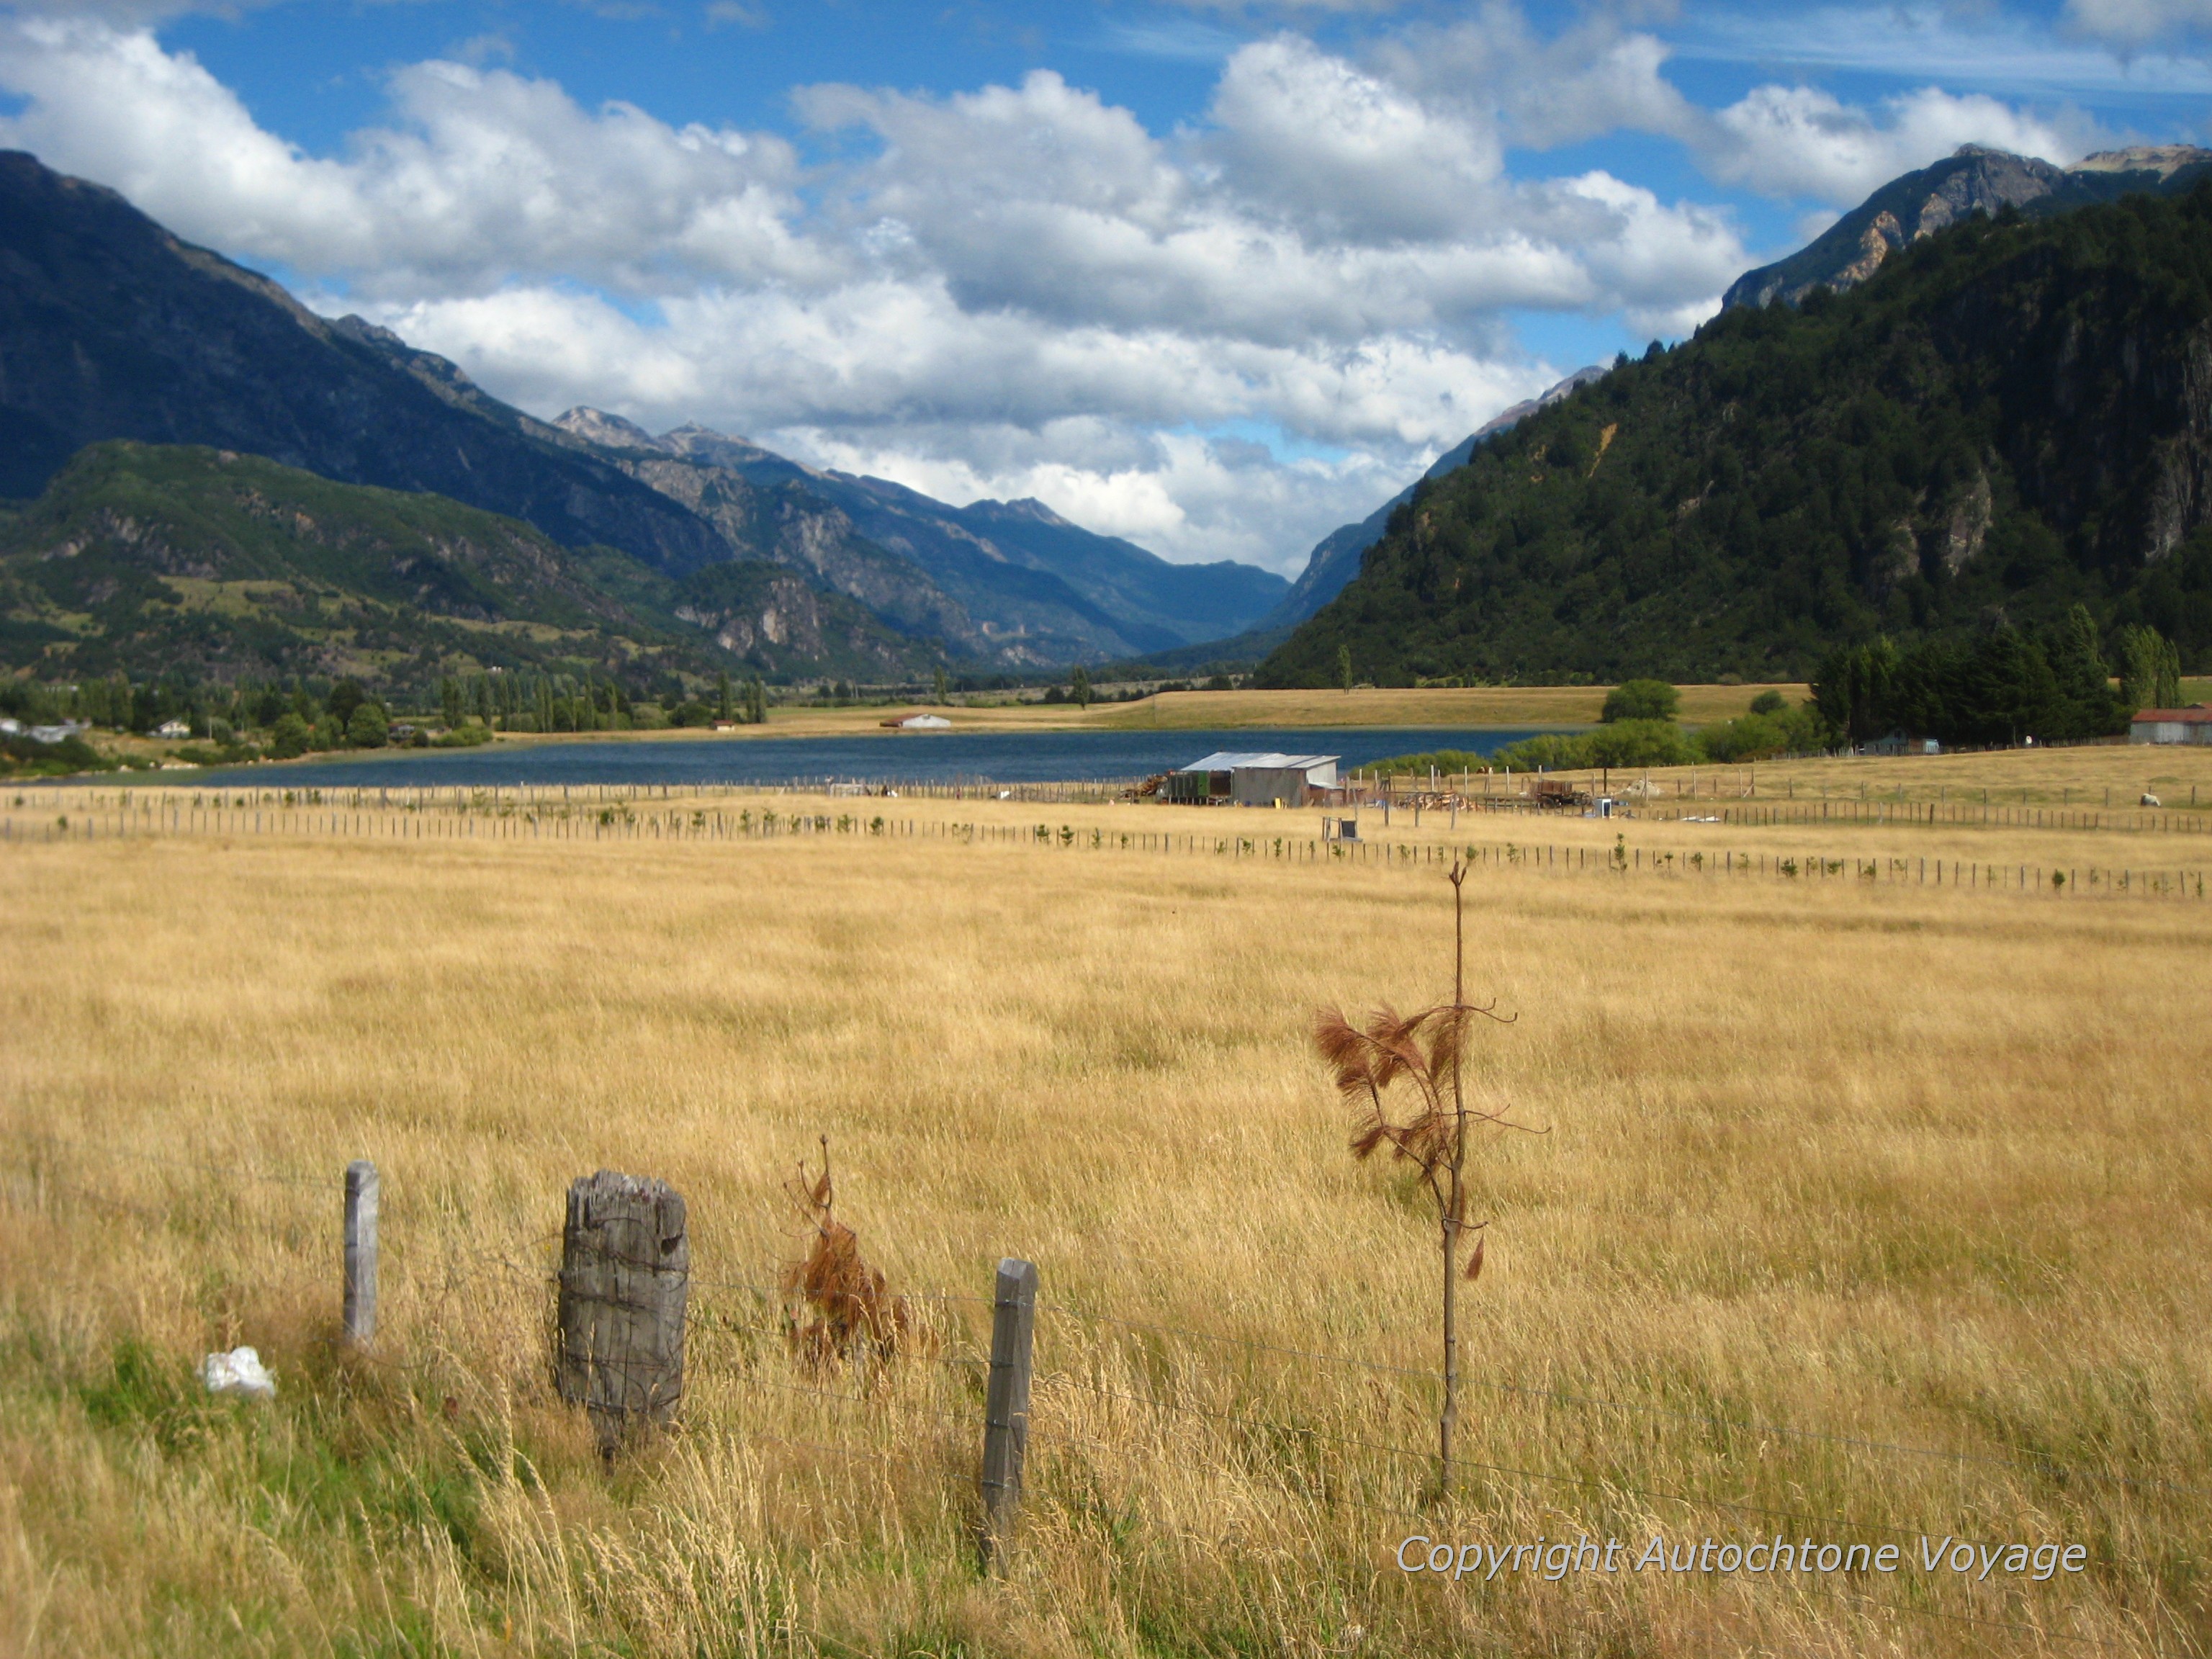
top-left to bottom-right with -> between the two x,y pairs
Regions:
1172,752 -> 1340,806
2130,705 -> 2212,745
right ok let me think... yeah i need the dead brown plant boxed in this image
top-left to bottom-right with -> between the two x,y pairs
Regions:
780,1136 -> 912,1372
1315,860 -> 1542,1493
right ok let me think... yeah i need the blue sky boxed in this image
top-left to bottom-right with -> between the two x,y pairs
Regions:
4,0 -> 2211,572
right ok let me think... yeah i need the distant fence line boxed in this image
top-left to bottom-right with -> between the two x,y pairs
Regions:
0,1129 -> 2167,1647
12,772 -> 2211,835
3,789 -> 2203,904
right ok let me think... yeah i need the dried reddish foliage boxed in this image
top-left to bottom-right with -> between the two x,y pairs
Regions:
781,1140 -> 912,1370
1314,1001 -> 1496,1277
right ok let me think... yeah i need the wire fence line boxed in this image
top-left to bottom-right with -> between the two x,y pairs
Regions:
0,1128 -> 2178,1650
7,1127 -> 2203,1498
5,787 -> 2207,907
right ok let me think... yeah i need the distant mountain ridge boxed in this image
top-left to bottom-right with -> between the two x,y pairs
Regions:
0,150 -> 729,576
0,148 -> 1286,675
1724,143 -> 2212,310
553,410 -> 1288,664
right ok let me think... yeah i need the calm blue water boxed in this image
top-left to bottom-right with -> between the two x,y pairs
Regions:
179,727 -> 1574,789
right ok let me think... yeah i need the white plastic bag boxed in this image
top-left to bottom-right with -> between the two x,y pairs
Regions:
201,1346 -> 277,1401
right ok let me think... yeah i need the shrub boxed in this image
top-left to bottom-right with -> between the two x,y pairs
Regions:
1586,718 -> 1696,768
0,733 -> 114,778
1601,679 -> 1679,722
1694,713 -> 1789,763
1492,720 -> 1698,771
346,703 -> 390,748
1748,690 -> 1788,716
269,712 -> 309,759
1491,732 -> 1595,770
1359,749 -> 1491,778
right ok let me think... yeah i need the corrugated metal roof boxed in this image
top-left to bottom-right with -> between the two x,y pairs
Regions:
1177,752 -> 1340,772
2132,706 -> 2212,722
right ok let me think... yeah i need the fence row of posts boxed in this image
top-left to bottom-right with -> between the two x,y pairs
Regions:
338,1161 -> 1039,1570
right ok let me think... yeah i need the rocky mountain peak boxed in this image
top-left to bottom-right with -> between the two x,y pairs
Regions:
554,407 -> 670,453
1723,142 -> 2212,310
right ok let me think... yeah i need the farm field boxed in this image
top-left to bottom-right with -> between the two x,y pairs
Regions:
474,682 -> 1809,742
1,768 -> 2208,1657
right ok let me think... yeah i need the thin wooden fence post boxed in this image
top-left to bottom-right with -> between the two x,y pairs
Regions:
343,1159 -> 378,1346
979,1256 -> 1039,1572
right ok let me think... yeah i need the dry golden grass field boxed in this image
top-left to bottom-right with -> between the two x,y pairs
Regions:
2,750 -> 2209,1658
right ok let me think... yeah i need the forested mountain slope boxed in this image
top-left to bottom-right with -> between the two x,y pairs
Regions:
0,442 -> 943,688
0,152 -> 729,575
1259,188 -> 2212,687
1258,366 -> 1609,635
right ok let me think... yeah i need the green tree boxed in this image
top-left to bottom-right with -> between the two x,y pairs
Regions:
1071,665 -> 1092,709
1600,679 -> 1678,723
1748,689 -> 1787,715
346,703 -> 390,748
745,676 -> 768,724
269,711 -> 309,758
1812,638 -> 1898,745
328,678 -> 366,728
933,667 -> 950,705
439,676 -> 464,729
2047,605 -> 2124,736
2119,624 -> 2182,711
1339,643 -> 1354,693
716,670 -> 734,722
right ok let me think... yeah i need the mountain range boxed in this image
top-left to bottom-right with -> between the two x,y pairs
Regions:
9,136 -> 2212,697
549,410 -> 1286,662
0,148 -> 1285,686
1257,173 -> 2212,685
0,440 -> 947,688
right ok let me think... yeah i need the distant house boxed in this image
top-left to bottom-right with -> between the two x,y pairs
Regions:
2131,705 -> 2212,745
0,717 -> 19,735
27,720 -> 88,745
155,718 -> 192,739
880,713 -> 952,730
1166,751 -> 1339,806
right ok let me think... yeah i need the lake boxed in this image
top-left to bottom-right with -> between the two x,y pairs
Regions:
181,726 -> 1575,790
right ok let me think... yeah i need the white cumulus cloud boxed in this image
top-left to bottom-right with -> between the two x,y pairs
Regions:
1699,84 -> 2095,203
0,4 -> 2116,575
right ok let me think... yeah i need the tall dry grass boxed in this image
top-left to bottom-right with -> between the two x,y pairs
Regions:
0,798 -> 2206,1655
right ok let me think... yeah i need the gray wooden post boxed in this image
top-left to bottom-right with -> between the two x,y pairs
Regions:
556,1172 -> 689,1449
979,1257 -> 1039,1572
343,1160 -> 378,1346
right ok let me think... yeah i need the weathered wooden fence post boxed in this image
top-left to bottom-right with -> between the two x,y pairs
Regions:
556,1171 -> 689,1450
343,1160 -> 378,1346
979,1256 -> 1039,1573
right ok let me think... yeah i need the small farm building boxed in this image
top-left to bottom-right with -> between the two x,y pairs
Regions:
879,712 -> 952,729
155,718 -> 191,739
1165,751 -> 1339,806
2130,705 -> 2212,745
